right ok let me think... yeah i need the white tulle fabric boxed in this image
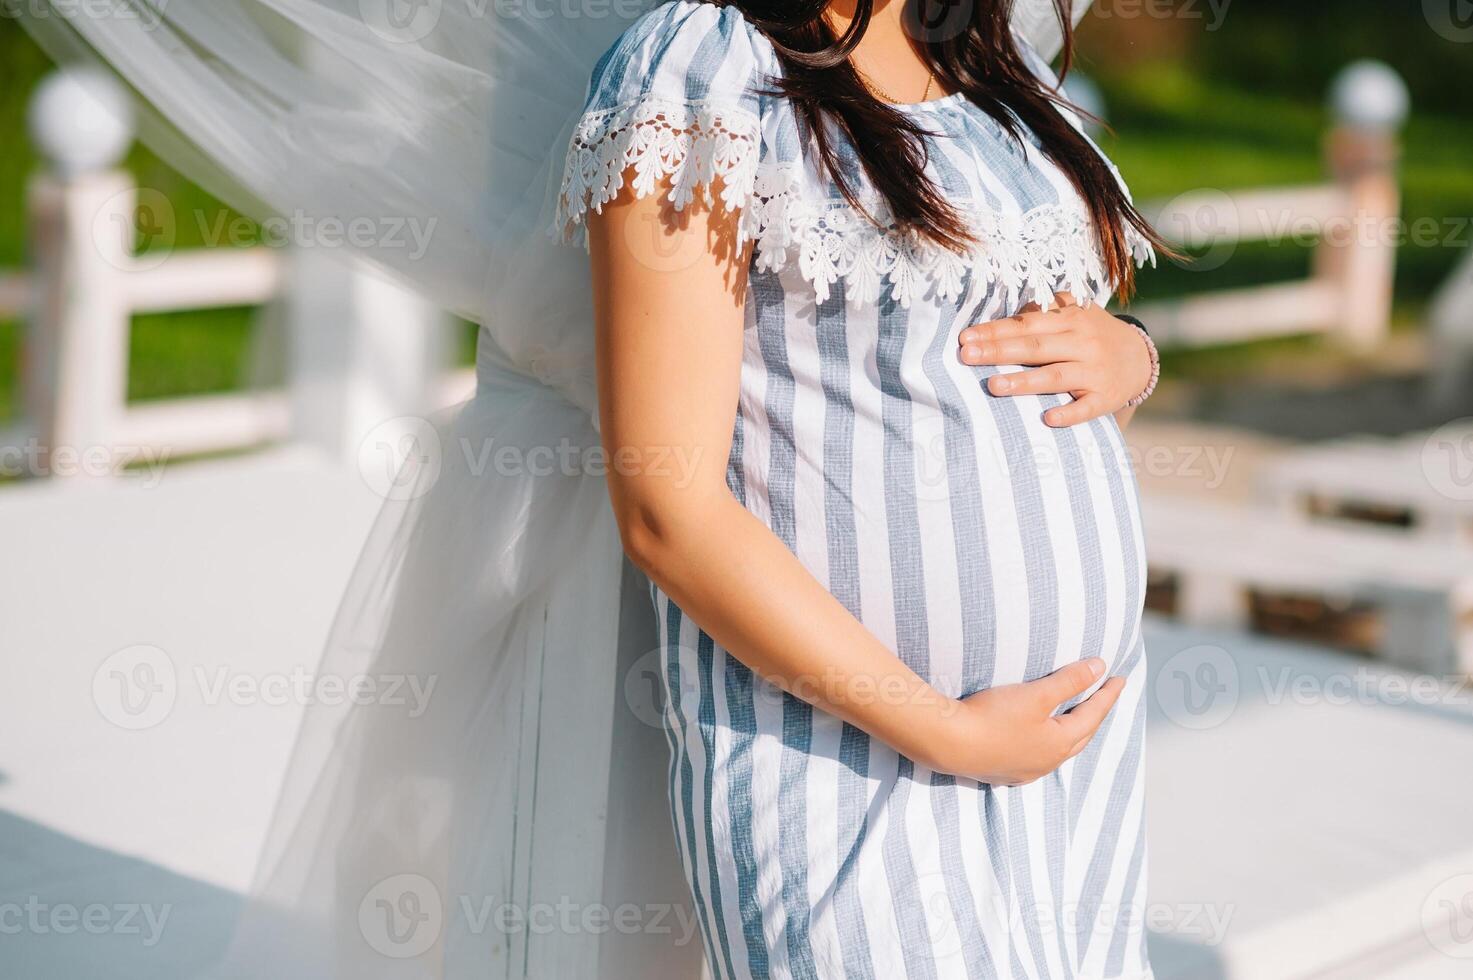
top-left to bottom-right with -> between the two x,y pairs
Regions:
15,2 -> 1091,976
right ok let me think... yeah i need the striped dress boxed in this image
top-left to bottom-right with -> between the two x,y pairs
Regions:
558,4 -> 1155,977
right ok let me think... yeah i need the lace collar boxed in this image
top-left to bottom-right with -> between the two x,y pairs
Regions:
556,96 -> 1155,309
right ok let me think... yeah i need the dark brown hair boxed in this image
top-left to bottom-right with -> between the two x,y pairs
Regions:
716,0 -> 1168,299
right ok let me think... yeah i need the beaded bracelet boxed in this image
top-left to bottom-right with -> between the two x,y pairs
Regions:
1113,314 -> 1159,409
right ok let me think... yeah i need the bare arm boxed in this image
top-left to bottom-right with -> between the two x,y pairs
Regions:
589,182 -> 1123,784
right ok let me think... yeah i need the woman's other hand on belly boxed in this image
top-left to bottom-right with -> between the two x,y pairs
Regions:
923,657 -> 1126,787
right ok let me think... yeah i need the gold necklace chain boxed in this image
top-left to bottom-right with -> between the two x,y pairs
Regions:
864,70 -> 935,106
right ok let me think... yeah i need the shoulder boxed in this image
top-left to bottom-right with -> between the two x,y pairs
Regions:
584,1 -> 779,115
557,2 -> 787,246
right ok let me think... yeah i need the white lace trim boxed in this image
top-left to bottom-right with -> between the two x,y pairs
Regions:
556,97 -> 1156,309
557,97 -> 762,232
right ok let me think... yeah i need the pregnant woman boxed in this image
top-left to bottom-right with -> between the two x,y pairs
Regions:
19,0 -> 1163,975
573,1 -> 1163,976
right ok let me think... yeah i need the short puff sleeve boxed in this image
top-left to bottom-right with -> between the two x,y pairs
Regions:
555,1 -> 781,244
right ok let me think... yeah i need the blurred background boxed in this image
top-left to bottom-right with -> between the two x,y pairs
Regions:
2,2 -> 1473,978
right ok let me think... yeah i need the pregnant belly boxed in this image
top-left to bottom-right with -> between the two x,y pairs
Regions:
758,401 -> 1146,699
915,405 -> 1144,696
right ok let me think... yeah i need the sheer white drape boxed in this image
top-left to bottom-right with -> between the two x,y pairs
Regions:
16,2 -> 1088,975
1012,0 -> 1092,68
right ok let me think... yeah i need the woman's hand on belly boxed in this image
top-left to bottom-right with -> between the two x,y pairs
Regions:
925,657 -> 1127,787
957,291 -> 1154,429
590,173 -> 1008,785
590,178 -> 1126,790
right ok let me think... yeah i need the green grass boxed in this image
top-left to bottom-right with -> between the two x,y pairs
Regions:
127,307 -> 261,402
0,318 -> 18,424
1095,61 -> 1473,314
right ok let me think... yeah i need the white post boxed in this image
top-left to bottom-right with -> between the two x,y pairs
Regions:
282,34 -> 453,464
285,249 -> 450,463
1428,247 -> 1473,409
1318,61 -> 1409,353
1175,572 -> 1250,632
23,70 -> 137,479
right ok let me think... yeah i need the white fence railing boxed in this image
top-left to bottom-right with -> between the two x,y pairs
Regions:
1132,61 -> 1410,352
3,70 -> 471,480
0,62 -> 1419,479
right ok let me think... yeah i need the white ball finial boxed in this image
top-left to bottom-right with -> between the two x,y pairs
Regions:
27,68 -> 136,177
1330,60 -> 1410,133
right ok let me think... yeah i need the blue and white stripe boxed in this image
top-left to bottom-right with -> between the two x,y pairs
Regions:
596,3 -> 1154,977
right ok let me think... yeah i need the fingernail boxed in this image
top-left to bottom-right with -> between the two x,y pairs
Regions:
959,330 -> 976,344
991,375 -> 1012,393
962,345 -> 983,362
1088,658 -> 1105,678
